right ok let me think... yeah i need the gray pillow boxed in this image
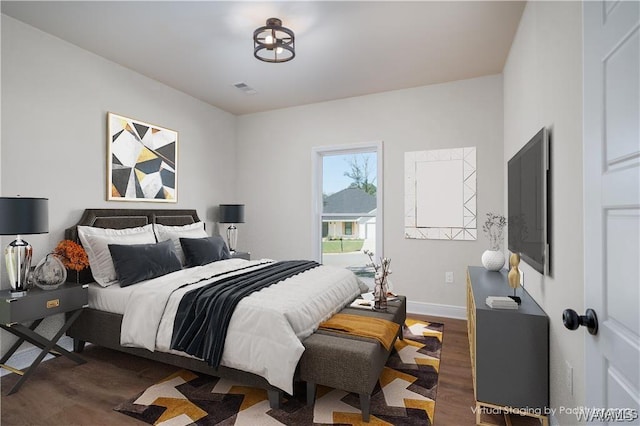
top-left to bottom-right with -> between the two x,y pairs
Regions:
108,240 -> 182,287
180,236 -> 231,267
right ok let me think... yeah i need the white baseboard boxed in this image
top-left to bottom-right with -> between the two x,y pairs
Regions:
0,336 -> 74,377
407,300 -> 467,320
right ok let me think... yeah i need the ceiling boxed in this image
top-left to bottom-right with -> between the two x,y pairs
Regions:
1,1 -> 525,115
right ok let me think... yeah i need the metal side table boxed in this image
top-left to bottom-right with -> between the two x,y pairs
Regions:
0,283 -> 88,394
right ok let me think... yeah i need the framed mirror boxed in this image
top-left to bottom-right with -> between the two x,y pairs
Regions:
405,147 -> 476,240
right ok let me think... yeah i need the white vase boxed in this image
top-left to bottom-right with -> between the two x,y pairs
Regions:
481,250 -> 505,271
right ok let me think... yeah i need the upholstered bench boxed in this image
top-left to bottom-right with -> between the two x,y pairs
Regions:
299,296 -> 407,422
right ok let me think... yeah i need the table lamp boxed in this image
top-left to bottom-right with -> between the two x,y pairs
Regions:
0,197 -> 49,296
218,204 -> 245,253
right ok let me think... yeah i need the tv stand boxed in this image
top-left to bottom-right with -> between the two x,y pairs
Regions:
467,266 -> 549,425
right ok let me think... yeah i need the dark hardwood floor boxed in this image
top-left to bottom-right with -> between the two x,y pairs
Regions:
1,315 -> 538,425
1,343 -> 175,425
421,314 -> 478,425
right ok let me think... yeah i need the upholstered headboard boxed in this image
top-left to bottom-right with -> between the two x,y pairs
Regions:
64,208 -> 200,283
64,208 -> 200,242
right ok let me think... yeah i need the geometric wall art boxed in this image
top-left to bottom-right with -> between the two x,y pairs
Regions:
107,112 -> 178,203
405,146 -> 476,240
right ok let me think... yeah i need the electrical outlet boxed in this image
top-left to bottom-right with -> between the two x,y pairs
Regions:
565,360 -> 573,396
445,272 -> 454,283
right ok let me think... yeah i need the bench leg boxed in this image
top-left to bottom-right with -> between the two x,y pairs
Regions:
267,390 -> 281,409
306,382 -> 317,406
360,393 -> 371,422
73,338 -> 85,353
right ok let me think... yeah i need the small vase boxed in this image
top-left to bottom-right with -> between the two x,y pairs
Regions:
374,276 -> 388,311
481,250 -> 505,271
33,254 -> 67,290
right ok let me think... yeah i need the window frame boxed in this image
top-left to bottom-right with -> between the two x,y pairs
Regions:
311,141 -> 384,263
344,221 -> 353,236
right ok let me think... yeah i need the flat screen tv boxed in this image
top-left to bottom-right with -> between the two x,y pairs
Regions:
508,127 -> 550,275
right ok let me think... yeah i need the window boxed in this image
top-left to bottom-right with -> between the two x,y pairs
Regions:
312,142 -> 383,288
344,222 -> 353,236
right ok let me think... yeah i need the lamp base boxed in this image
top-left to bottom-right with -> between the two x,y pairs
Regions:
226,225 -> 238,253
5,236 -> 33,296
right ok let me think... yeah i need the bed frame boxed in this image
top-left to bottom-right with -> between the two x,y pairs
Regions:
64,208 -> 284,408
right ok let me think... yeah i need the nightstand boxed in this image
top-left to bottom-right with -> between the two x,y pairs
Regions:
231,251 -> 251,260
0,283 -> 88,394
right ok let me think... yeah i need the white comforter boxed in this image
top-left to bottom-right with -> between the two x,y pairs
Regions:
120,258 -> 362,394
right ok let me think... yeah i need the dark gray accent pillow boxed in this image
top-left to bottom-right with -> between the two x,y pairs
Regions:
108,240 -> 182,287
180,236 -> 231,267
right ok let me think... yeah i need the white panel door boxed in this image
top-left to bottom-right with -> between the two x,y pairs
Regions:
584,0 -> 640,422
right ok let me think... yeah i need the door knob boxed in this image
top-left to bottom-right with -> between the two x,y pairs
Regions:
563,308 -> 598,335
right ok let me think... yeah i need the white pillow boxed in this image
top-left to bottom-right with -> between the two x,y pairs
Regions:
153,222 -> 208,265
77,224 -> 156,287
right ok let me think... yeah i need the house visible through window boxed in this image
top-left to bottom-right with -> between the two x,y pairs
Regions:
312,142 -> 383,288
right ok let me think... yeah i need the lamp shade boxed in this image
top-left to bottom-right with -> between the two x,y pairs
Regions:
0,197 -> 49,235
219,204 -> 245,224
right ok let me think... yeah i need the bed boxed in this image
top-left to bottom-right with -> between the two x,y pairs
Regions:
64,208 -> 364,407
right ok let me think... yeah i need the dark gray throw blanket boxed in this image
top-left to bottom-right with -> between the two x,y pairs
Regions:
171,260 -> 319,367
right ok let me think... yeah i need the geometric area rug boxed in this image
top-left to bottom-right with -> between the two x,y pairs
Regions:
114,319 -> 443,425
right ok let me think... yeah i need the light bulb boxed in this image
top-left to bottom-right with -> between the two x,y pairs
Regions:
264,33 -> 283,54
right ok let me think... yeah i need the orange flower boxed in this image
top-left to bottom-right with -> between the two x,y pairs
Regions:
54,240 -> 89,271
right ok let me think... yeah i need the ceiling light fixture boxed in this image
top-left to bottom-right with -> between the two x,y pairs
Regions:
253,18 -> 295,63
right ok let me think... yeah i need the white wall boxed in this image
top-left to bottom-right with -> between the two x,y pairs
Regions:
503,2 -> 584,423
237,75 -> 504,314
0,15 -> 3,198
0,16 -> 237,350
